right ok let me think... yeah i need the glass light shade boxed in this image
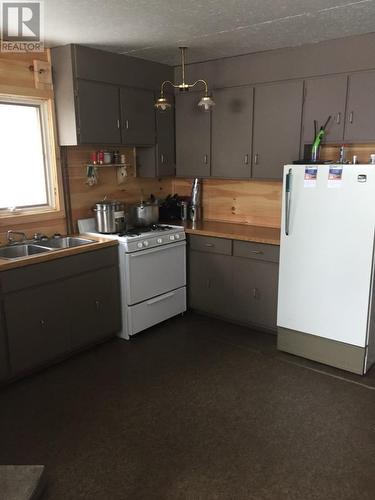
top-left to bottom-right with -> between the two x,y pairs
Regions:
198,95 -> 215,111
155,96 -> 172,111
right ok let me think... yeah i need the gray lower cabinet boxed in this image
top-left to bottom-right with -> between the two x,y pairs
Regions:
120,87 -> 155,146
176,92 -> 211,177
344,70 -> 375,143
189,251 -> 233,317
232,257 -> 278,330
301,75 -> 348,146
5,282 -> 71,376
0,310 -> 9,381
252,80 -> 303,179
211,86 -> 253,179
0,247 -> 121,380
188,236 -> 279,331
68,267 -> 121,350
76,80 -> 121,144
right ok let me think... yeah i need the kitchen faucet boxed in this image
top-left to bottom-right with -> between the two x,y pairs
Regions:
7,230 -> 27,244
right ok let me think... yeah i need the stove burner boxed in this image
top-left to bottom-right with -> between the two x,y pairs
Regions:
118,224 -> 174,238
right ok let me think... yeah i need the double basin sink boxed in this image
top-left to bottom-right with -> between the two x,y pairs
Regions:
0,237 -> 95,260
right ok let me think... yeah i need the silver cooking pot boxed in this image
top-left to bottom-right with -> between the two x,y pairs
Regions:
93,200 -> 125,234
128,202 -> 159,227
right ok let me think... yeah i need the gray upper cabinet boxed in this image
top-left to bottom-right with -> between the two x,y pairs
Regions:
155,96 -> 175,176
252,80 -> 303,179
136,95 -> 175,178
211,86 -> 253,178
120,87 -> 155,146
176,92 -> 211,178
344,70 -> 375,143
76,80 -> 121,144
301,75 -> 348,146
51,44 -> 172,146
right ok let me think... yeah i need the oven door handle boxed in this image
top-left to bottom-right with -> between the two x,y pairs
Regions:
129,240 -> 185,257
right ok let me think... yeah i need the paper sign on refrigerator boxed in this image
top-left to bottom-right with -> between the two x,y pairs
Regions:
304,166 -> 318,188
328,166 -> 343,188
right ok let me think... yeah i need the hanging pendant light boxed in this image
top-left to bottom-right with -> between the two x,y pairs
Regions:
155,47 -> 215,112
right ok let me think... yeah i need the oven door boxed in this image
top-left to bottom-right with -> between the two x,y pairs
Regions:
125,241 -> 186,305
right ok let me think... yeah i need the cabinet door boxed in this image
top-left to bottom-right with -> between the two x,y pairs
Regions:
212,86 -> 253,178
344,71 -> 375,142
175,92 -> 211,177
301,75 -> 347,146
0,311 -> 9,381
76,80 -> 121,144
120,88 -> 155,146
232,257 -> 279,330
5,283 -> 71,376
189,251 -> 232,317
156,94 -> 175,176
252,81 -> 303,179
68,267 -> 121,351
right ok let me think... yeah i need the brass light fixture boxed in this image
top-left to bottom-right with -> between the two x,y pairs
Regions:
155,47 -> 215,111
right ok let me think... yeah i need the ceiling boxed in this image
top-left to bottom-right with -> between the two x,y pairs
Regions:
45,0 -> 375,65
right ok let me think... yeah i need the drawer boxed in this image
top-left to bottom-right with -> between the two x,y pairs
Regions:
233,240 -> 279,263
128,287 -> 186,335
189,235 -> 232,255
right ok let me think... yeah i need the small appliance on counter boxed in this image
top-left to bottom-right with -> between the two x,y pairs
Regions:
159,194 -> 191,221
190,178 -> 202,223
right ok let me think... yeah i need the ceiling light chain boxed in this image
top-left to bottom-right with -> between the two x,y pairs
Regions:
155,47 -> 215,111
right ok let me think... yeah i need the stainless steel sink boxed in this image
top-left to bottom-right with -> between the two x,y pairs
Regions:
0,244 -> 53,260
40,237 -> 95,249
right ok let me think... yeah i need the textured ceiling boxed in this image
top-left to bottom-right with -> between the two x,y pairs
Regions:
45,0 -> 375,65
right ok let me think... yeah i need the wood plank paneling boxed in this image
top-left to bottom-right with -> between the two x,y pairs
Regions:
66,146 -> 172,231
173,178 -> 282,228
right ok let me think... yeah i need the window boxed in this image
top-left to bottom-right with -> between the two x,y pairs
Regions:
0,96 -> 57,215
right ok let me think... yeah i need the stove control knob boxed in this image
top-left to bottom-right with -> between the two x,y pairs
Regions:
137,242 -> 143,248
175,234 -> 180,239
157,238 -> 163,244
169,235 -> 175,241
143,240 -> 149,247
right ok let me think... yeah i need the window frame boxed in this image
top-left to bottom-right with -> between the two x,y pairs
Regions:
0,94 -> 61,218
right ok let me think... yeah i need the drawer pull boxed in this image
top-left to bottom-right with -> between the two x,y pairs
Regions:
147,292 -> 175,305
251,250 -> 264,255
204,243 -> 215,247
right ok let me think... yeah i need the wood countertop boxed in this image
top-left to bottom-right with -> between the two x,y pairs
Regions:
178,221 -> 280,245
0,236 -> 118,272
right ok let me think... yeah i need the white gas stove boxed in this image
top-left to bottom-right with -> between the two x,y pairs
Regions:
78,219 -> 186,339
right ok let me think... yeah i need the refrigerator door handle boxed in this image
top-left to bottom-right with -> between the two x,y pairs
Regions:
285,168 -> 292,235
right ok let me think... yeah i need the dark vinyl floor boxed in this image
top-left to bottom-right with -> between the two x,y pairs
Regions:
1,312 -> 375,500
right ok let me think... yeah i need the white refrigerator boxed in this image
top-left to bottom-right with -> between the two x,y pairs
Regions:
277,164 -> 375,375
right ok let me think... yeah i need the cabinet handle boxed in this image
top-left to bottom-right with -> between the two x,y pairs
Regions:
244,154 -> 249,165
206,279 -> 211,288
252,288 -> 259,299
336,112 -> 341,124
161,153 -> 165,164
117,119 -> 120,129
40,319 -> 46,328
203,154 -> 208,165
204,243 -> 214,247
254,153 -> 259,165
125,119 -> 129,129
95,300 -> 101,311
349,111 -> 354,124
251,250 -> 264,255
